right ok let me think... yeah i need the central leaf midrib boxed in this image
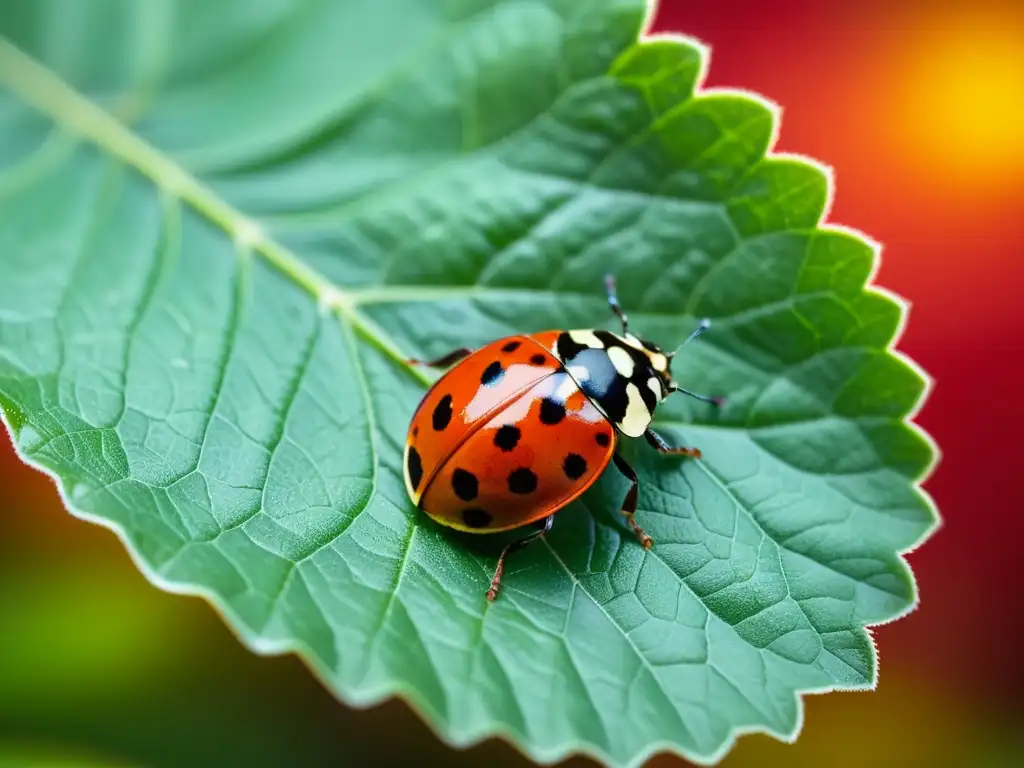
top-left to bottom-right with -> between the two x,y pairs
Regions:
0,35 -> 429,385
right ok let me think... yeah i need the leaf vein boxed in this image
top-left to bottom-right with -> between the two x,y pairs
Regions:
541,537 -> 696,746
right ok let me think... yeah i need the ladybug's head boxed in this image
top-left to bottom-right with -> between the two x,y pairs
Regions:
634,318 -> 719,404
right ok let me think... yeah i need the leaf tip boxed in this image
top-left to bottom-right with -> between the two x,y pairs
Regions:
639,0 -> 712,81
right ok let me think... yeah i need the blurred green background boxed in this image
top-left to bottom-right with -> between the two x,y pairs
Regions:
2,0 -> 1023,766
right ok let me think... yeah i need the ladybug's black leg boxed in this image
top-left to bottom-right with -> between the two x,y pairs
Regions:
604,274 -> 629,334
645,428 -> 702,459
486,515 -> 554,601
406,347 -> 472,369
612,452 -> 653,549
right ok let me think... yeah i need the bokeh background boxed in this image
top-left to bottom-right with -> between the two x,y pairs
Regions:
2,0 -> 1022,765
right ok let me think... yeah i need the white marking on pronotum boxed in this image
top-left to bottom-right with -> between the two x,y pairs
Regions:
650,352 -> 668,372
648,376 -> 662,400
568,330 -> 604,348
620,382 -> 652,437
622,333 -> 645,350
607,346 -> 635,378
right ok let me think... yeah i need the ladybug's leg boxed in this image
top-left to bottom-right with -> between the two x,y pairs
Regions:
604,274 -> 629,334
645,428 -> 702,459
406,347 -> 472,369
611,452 -> 653,549
486,515 -> 553,602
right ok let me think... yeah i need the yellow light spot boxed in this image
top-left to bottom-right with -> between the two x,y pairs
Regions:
893,11 -> 1024,187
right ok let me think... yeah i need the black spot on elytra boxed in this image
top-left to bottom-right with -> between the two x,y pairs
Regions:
412,426 -> 419,438
530,353 -> 546,365
493,424 -> 521,452
502,340 -> 521,353
563,453 -> 587,480
406,446 -> 423,491
462,508 -> 493,528
480,360 -> 504,386
507,468 -> 538,495
451,468 -> 478,501
539,398 -> 566,425
595,432 -> 611,447
432,394 -> 453,431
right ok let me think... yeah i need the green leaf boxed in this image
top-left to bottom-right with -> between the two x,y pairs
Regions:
0,2 -> 938,766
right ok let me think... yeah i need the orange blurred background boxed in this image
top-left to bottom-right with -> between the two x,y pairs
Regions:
2,0 -> 1022,765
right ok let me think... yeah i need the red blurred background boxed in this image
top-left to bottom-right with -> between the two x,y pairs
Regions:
1,0 -> 1022,765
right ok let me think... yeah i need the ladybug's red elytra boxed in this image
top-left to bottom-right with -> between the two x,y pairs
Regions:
403,275 -> 722,601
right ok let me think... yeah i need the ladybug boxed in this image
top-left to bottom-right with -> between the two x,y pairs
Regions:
402,275 -> 721,601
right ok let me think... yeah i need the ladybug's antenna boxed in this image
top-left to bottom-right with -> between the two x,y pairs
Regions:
668,319 -> 724,407
604,274 -> 629,335
670,318 -> 711,358
671,385 -> 723,407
